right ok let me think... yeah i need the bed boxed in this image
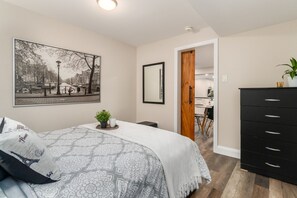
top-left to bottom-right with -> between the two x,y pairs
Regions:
0,120 -> 210,198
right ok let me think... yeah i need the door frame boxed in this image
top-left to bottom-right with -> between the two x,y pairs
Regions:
174,38 -> 219,152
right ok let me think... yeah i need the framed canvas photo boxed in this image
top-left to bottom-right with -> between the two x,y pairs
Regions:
13,39 -> 101,106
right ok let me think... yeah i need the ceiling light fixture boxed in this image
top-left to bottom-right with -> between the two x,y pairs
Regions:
97,0 -> 118,11
184,26 -> 193,32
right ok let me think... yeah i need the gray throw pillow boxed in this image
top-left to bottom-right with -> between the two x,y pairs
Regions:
0,130 -> 61,184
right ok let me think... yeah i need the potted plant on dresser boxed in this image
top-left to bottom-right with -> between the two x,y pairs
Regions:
278,57 -> 297,87
95,110 -> 111,128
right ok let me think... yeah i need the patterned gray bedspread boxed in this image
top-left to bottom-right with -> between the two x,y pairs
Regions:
25,126 -> 169,198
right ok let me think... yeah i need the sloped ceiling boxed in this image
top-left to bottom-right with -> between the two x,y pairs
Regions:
188,0 -> 297,36
3,0 -> 297,46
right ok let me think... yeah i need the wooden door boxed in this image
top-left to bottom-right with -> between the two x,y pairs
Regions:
181,50 -> 195,140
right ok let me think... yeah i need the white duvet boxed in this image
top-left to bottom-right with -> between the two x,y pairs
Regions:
82,121 -> 211,198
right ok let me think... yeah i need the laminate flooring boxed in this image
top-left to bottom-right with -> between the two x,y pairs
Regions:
189,133 -> 297,198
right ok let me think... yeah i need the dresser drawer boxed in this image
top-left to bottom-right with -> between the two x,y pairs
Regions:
241,151 -> 297,180
241,89 -> 297,108
241,134 -> 297,161
241,121 -> 297,143
241,106 -> 297,125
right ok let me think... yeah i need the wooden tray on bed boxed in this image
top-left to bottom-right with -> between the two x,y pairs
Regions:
96,124 -> 119,130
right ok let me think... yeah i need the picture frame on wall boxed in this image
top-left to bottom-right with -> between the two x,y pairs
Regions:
13,38 -> 101,107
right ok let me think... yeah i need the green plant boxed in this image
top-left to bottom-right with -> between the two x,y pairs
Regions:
277,57 -> 297,79
95,110 -> 111,123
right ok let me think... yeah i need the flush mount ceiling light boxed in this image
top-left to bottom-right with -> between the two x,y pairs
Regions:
184,26 -> 193,32
97,0 -> 118,11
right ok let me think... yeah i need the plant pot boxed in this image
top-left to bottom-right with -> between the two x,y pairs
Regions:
100,121 -> 108,128
287,76 -> 297,87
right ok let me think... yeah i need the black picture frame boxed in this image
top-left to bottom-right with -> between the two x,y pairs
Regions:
13,38 -> 101,107
142,62 -> 165,104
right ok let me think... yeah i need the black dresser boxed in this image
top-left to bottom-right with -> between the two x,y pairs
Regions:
240,87 -> 297,185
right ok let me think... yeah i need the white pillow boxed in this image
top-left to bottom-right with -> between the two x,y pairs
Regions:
1,117 -> 29,134
0,129 -> 61,184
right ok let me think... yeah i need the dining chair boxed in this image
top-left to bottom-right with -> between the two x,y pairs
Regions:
205,106 -> 214,137
194,113 -> 203,132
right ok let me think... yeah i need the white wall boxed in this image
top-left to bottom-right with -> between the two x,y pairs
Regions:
195,68 -> 214,115
218,19 -> 297,149
136,28 -> 218,130
195,67 -> 214,98
0,1 -> 136,132
137,18 -> 297,153
195,78 -> 213,98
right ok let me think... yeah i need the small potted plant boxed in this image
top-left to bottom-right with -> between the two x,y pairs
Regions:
95,110 -> 111,128
277,57 -> 297,87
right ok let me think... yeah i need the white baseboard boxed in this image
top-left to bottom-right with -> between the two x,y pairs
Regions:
214,145 -> 240,159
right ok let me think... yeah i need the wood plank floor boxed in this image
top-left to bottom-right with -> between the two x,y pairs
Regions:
189,134 -> 297,198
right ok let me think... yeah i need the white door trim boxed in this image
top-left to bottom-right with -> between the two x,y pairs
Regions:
174,38 -> 219,155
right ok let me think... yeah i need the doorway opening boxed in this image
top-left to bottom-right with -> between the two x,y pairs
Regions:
174,39 -> 218,152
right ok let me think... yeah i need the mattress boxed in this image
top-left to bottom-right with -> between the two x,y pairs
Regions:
0,121 -> 210,198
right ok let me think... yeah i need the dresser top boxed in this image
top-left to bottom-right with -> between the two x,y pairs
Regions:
239,87 -> 297,90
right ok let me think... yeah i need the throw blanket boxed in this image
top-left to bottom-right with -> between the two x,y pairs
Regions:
82,121 -> 211,198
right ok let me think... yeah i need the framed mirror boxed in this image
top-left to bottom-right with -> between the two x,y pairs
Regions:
143,62 -> 165,104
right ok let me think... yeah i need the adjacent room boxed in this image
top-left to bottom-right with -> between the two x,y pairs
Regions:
194,44 -> 215,138
1,0 -> 297,197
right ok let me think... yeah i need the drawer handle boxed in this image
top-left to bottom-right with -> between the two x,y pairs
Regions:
265,131 -> 281,135
265,99 -> 280,102
265,147 -> 281,152
265,115 -> 280,119
265,162 -> 280,168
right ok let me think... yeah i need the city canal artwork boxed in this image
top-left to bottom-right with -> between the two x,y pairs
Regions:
14,39 -> 101,106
